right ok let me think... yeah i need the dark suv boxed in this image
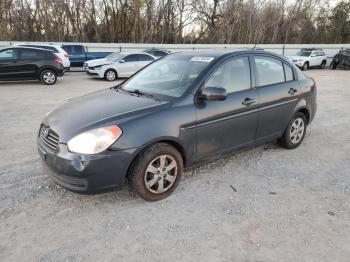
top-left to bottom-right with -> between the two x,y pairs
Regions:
0,47 -> 64,85
38,50 -> 317,201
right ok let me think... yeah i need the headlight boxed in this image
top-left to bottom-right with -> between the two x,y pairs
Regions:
67,125 -> 122,155
93,66 -> 102,70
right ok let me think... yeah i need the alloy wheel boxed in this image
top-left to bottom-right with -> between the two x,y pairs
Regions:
43,72 -> 56,84
289,118 -> 305,144
144,155 -> 178,194
106,70 -> 116,81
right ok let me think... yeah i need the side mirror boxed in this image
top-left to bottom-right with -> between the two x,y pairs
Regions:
119,59 -> 125,63
199,87 -> 227,101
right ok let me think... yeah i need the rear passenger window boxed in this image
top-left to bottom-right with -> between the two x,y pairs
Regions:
20,49 -> 46,59
254,56 -> 285,86
284,63 -> 294,82
205,57 -> 251,93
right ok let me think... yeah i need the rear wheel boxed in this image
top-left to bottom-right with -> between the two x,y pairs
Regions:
40,70 -> 57,85
104,69 -> 117,81
279,112 -> 307,149
128,143 -> 183,201
302,62 -> 308,71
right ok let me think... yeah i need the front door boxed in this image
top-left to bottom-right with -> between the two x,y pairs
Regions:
195,56 -> 259,159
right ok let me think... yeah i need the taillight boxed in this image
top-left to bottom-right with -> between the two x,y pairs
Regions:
54,57 -> 62,64
64,53 -> 69,58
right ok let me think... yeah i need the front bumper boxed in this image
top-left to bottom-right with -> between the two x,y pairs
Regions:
86,68 -> 104,78
37,139 -> 137,191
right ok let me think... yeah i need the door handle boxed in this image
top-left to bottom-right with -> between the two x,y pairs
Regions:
242,98 -> 256,106
288,88 -> 298,95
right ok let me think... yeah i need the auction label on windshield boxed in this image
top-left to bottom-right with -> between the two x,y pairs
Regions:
190,56 -> 214,62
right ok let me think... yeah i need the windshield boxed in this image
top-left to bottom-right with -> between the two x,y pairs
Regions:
121,55 -> 215,98
106,53 -> 124,62
296,51 -> 311,57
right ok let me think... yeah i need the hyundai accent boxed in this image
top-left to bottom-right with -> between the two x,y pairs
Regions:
38,50 -> 317,201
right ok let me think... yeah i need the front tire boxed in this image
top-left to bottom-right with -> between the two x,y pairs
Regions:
279,112 -> 307,149
40,70 -> 57,85
128,143 -> 183,201
320,61 -> 326,69
104,69 -> 117,81
302,62 -> 308,71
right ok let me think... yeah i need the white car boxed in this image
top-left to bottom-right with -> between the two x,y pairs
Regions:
289,49 -> 327,70
19,44 -> 71,70
86,52 -> 156,81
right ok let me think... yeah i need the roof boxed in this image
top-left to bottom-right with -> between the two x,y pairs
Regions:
1,46 -> 54,52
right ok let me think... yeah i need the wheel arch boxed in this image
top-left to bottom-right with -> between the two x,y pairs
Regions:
125,137 -> 187,178
38,66 -> 59,76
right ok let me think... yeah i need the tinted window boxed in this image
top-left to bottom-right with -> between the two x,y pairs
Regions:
284,63 -> 294,82
255,56 -> 285,86
0,49 -> 16,60
62,45 -> 73,54
154,51 -> 167,57
205,57 -> 251,93
20,49 -> 46,59
124,54 -> 139,62
74,46 -> 84,54
138,54 -> 154,61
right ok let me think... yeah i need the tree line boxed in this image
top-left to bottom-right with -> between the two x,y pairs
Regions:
0,0 -> 349,44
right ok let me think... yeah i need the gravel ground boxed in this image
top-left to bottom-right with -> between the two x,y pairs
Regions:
0,70 -> 350,262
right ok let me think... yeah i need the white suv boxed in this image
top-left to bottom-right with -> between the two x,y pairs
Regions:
289,49 -> 327,70
19,44 -> 71,70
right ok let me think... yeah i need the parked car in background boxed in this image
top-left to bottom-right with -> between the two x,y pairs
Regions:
38,50 -> 317,201
18,44 -> 70,71
143,48 -> 171,58
289,48 -> 327,71
86,52 -> 156,81
61,44 -> 112,67
0,46 -> 64,85
83,52 -> 122,70
330,49 -> 350,70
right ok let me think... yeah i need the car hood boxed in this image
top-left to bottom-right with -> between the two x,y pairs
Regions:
43,88 -> 169,142
86,58 -> 111,67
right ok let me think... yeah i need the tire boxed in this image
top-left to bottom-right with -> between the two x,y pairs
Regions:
128,143 -> 183,201
104,69 -> 117,81
40,70 -> 57,85
279,112 -> 307,149
302,62 -> 308,71
330,62 -> 337,70
320,61 -> 326,69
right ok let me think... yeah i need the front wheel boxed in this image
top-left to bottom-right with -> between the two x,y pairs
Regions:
302,62 -> 308,71
128,143 -> 183,201
104,69 -> 117,81
279,112 -> 307,149
40,70 -> 57,85
320,61 -> 326,69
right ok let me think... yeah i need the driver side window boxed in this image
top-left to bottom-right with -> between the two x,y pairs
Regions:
204,57 -> 251,94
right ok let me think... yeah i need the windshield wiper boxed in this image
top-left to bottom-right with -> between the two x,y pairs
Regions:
126,89 -> 154,98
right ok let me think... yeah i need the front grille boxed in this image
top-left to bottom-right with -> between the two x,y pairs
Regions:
39,125 -> 59,152
293,59 -> 297,62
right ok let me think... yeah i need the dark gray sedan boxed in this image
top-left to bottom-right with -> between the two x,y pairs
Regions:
38,50 -> 317,201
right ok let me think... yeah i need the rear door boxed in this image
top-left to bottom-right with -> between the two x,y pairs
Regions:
0,48 -> 19,79
253,55 -> 300,142
137,54 -> 155,69
195,55 -> 259,159
17,49 -> 46,77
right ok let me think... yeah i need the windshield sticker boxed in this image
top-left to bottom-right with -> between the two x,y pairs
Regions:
190,56 -> 214,62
